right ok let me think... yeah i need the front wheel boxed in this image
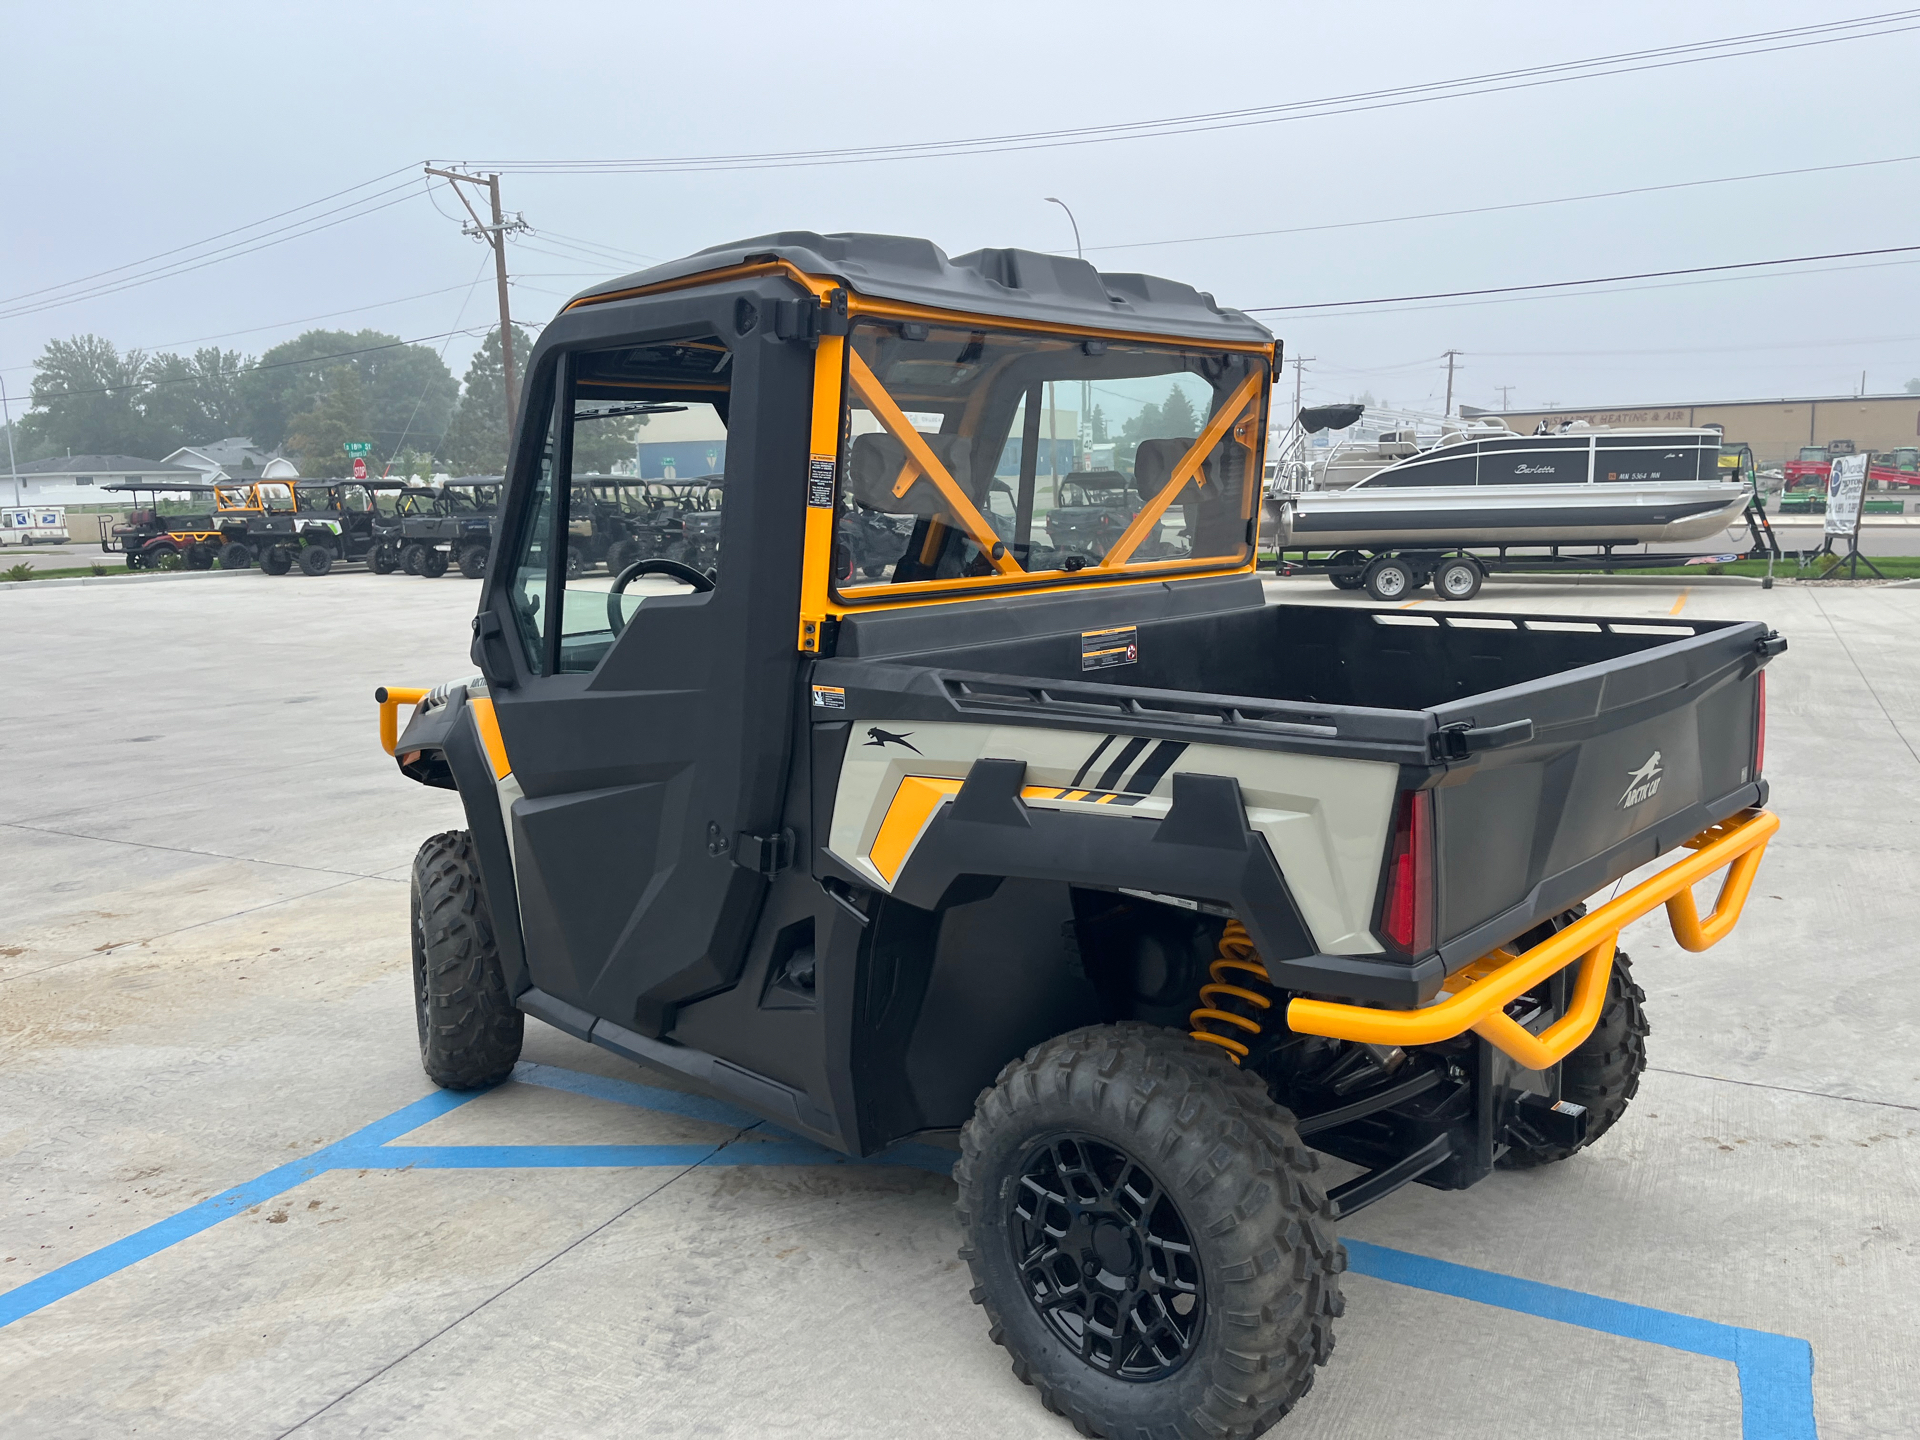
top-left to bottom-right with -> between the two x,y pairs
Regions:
217,542 -> 253,571
369,544 -> 400,575
411,830 -> 522,1089
957,1025 -> 1344,1440
261,546 -> 292,575
297,544 -> 334,576
458,544 -> 489,579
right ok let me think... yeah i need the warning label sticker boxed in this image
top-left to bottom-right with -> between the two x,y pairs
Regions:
1080,625 -> 1139,672
810,685 -> 847,709
807,454 -> 836,507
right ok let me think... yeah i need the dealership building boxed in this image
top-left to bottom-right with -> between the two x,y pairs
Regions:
1459,392 -> 1920,468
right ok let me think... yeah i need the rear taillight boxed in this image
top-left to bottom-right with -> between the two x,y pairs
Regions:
1382,789 -> 1434,954
1754,670 -> 1767,778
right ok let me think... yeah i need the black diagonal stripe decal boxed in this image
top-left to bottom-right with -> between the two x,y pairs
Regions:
1123,740 -> 1189,794
1071,735 -> 1116,788
1096,736 -> 1151,791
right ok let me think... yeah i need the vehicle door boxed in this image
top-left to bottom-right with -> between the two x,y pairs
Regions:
473,299 -> 811,1036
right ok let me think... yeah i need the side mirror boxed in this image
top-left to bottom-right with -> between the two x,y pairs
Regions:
471,610 -> 518,689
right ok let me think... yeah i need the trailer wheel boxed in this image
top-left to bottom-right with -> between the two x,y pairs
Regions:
217,542 -> 253,571
458,544 -> 489,579
411,830 -> 522,1090
421,546 -> 450,578
1434,556 -> 1483,601
1499,949 -> 1649,1169
261,546 -> 292,575
298,544 -> 334,576
957,1024 -> 1344,1440
1363,556 -> 1416,601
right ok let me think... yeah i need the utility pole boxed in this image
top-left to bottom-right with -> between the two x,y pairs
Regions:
425,167 -> 530,432
1442,350 -> 1462,417
0,373 -> 19,506
1495,384 -> 1515,411
1290,356 -> 1315,425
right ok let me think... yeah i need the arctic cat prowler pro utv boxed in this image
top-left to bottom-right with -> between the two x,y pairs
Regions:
377,233 -> 1783,1439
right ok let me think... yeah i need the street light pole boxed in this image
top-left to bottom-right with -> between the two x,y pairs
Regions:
1046,197 -> 1090,475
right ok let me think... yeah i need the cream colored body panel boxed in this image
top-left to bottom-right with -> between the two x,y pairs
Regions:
827,719 -> 1397,955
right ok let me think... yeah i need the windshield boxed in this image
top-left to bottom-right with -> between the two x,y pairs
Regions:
832,320 -> 1267,598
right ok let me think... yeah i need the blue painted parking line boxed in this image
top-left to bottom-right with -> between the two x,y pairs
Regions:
0,1064 -> 1818,1439
1342,1241 -> 1816,1440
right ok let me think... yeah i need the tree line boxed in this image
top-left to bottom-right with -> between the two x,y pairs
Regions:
5,324 -> 532,477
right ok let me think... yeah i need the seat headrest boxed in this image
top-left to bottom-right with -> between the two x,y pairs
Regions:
847,431 -> 977,516
1133,436 -> 1213,500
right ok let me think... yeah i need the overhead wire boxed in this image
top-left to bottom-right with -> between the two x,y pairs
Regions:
1251,242 -> 1920,313
0,181 -> 433,323
1074,152 -> 1920,256
457,12 -> 1920,173
0,164 -> 421,311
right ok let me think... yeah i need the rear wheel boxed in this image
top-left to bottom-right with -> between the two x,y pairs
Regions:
403,543 -> 425,575
261,546 -> 293,575
369,543 -> 400,575
186,543 -> 216,570
1434,556 -> 1483,601
957,1024 -> 1344,1440
421,546 -> 450,578
564,544 -> 587,579
1364,555 -> 1416,601
459,544 -> 489,579
217,542 -> 253,571
147,545 -> 182,571
298,544 -> 334,576
1499,949 -> 1649,1169
605,540 -> 636,576
411,830 -> 522,1089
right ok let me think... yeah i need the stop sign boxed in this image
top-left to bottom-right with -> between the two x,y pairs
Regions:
352,458 -> 367,480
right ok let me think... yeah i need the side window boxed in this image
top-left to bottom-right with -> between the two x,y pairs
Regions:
506,336 -> 732,676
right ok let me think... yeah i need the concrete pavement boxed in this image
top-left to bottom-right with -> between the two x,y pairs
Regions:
1,569 -> 1914,1438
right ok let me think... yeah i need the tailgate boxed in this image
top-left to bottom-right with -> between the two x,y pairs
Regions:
1420,612 -> 1777,970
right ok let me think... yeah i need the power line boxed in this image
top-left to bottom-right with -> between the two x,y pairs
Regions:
459,12 -> 1920,174
0,181 -> 432,323
0,165 -> 421,311
1250,242 -> 1920,313
1074,152 -> 1920,256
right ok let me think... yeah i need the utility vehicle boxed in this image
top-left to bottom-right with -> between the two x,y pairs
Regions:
378,232 -> 1781,1439
209,479 -> 405,574
388,478 -> 503,578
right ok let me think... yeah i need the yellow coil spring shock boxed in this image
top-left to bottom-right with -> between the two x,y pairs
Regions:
1188,919 -> 1274,1064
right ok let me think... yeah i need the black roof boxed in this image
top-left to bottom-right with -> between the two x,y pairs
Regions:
570,232 -> 1272,346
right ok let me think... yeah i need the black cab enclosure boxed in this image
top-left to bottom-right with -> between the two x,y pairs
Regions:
379,232 -> 1782,1438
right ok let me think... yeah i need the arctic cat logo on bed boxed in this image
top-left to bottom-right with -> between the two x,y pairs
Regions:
863,727 -> 921,753
1620,752 -> 1663,809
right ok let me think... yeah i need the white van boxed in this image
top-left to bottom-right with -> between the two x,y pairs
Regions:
0,507 -> 69,545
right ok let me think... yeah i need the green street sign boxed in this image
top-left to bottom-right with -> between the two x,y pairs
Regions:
343,442 -> 372,457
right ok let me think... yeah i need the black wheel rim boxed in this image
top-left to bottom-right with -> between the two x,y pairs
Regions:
1008,1133 -> 1203,1381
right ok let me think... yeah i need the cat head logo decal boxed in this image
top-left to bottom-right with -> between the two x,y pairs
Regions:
1620,752 -> 1663,809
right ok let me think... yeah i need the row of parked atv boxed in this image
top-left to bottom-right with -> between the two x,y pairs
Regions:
103,474 -> 723,582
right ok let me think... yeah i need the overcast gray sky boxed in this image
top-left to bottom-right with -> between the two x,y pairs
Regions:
5,0 -> 1918,417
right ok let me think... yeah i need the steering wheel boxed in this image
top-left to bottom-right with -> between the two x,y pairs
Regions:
607,557 -> 715,635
